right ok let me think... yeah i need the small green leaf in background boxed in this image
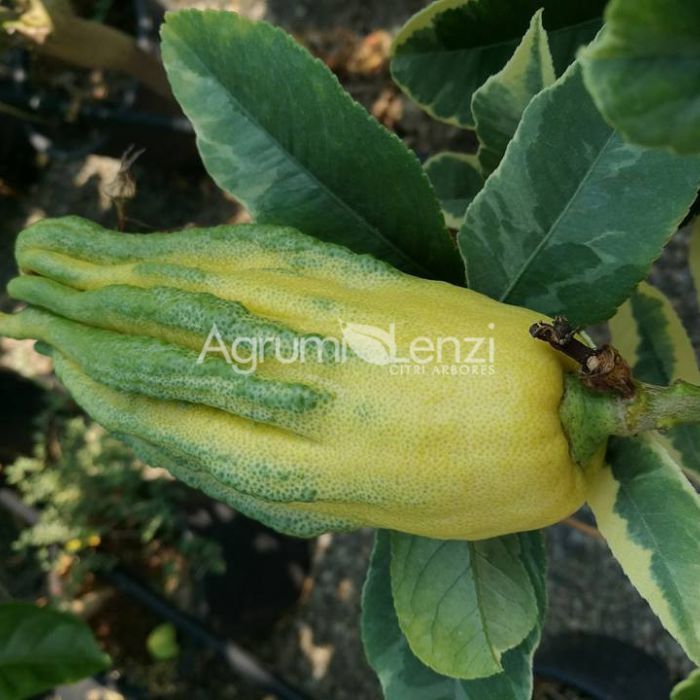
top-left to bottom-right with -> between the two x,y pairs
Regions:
581,0 -> 700,155
586,435 -> 700,666
0,602 -> 110,700
390,0 -> 605,129
147,622 -> 180,662
459,60 -> 700,326
672,669 -> 700,700
609,282 -> 700,476
472,9 -> 555,177
161,10 -> 462,283
361,531 -> 545,699
389,532 -> 539,680
424,153 -> 484,229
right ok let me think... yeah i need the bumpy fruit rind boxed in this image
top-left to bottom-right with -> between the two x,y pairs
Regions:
0,216 -> 598,539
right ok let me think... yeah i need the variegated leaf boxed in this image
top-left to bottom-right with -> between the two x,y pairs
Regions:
581,0 -> 700,155
424,152 -> 484,229
362,530 -> 545,699
389,532 -> 539,679
609,282 -> 700,477
472,9 -> 555,176
459,59 -> 700,326
586,435 -> 700,665
161,10 -> 462,282
390,0 -> 604,128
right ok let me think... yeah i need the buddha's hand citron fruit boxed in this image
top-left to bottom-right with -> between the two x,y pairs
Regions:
0,216 -> 603,539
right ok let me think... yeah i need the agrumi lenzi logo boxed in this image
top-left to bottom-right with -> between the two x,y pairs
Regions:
197,321 -> 496,376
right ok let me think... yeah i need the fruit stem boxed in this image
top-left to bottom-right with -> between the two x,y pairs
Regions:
560,374 -> 700,465
626,380 -> 700,432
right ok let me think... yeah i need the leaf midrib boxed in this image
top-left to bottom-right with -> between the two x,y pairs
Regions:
468,542 -> 502,669
499,128 -> 617,302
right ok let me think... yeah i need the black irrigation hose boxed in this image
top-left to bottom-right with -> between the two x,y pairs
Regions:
533,664 -> 605,700
106,568 -> 310,700
0,487 -> 311,700
0,86 -> 193,134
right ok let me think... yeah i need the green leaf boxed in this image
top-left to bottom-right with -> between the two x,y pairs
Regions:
459,60 -> 700,326
146,623 -> 180,662
472,9 -> 555,176
691,218 -> 700,306
0,602 -> 110,700
424,152 -> 484,228
581,0 -> 700,155
161,10 -> 461,283
586,435 -> 700,666
389,532 -> 539,679
673,669 -> 700,700
391,0 -> 605,129
609,282 -> 700,477
609,282 -> 700,385
361,531 -> 545,699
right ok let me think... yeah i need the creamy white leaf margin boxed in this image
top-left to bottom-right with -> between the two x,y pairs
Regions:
586,435 -> 700,664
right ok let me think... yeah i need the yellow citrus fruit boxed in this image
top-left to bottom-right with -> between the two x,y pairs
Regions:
0,217 -> 602,539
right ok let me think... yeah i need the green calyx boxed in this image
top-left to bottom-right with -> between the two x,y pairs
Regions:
559,374 -> 620,465
560,373 -> 700,465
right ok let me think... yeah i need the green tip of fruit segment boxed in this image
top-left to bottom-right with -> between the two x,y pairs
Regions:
0,312 -> 25,339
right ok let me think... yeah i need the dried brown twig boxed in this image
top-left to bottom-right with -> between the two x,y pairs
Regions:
530,316 -> 636,399
103,145 -> 144,231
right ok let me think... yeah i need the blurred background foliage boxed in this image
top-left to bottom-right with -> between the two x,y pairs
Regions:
7,410 -> 225,602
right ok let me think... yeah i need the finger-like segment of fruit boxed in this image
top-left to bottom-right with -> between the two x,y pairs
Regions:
16,248 -> 363,337
16,215 -> 400,286
118,434 -> 354,538
15,217 -> 411,337
48,351 -> 358,537
7,276 -> 332,363
0,306 -> 327,435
